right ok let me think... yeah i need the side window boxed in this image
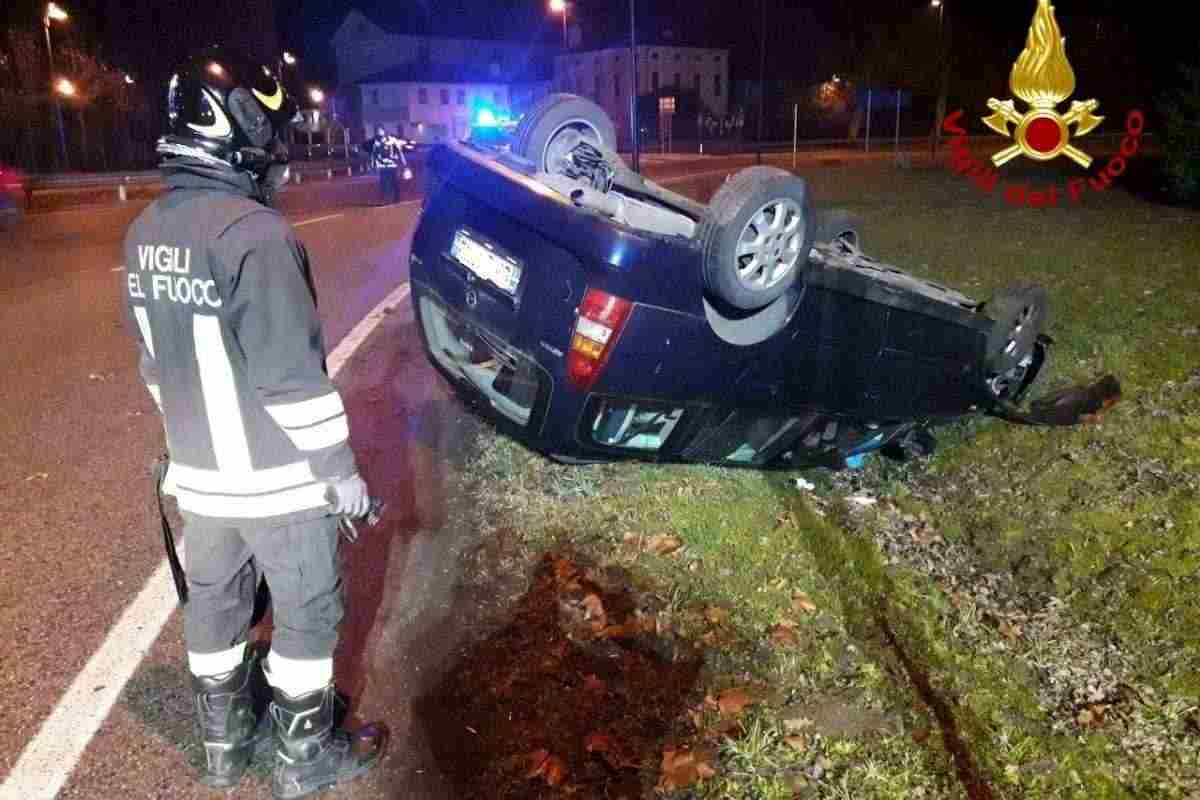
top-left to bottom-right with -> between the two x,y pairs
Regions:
369,89 -> 379,106
457,89 -> 465,105
418,87 -> 428,104
440,88 -> 449,105
714,74 -> 722,97
614,74 -> 621,97
674,72 -> 681,87
651,71 -> 658,91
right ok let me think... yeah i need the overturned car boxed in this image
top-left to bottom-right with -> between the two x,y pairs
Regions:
409,94 -> 1112,469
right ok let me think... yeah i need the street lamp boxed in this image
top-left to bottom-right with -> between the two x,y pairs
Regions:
308,87 -> 325,105
282,51 -> 297,66
545,0 -> 639,171
43,2 -> 69,169
548,0 -> 568,47
124,74 -> 134,85
930,0 -> 948,151
54,77 -> 75,97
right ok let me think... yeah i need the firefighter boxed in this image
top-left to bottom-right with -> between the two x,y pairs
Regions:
366,124 -> 406,205
122,49 -> 384,797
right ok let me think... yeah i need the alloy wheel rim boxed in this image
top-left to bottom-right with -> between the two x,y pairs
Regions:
734,198 -> 805,291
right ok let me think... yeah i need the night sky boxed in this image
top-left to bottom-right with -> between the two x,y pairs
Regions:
3,0 -> 1188,102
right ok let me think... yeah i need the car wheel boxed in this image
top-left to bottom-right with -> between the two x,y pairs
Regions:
699,166 -> 813,310
813,208 -> 862,249
983,286 -> 1049,399
512,94 -> 618,174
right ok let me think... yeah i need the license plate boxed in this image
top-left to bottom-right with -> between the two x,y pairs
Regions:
450,230 -> 522,294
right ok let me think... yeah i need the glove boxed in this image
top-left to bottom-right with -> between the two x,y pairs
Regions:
326,474 -> 371,518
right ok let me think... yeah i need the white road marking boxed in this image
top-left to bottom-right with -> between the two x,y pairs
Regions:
0,549 -> 183,800
294,213 -> 344,227
370,200 -> 423,210
1,278 -> 413,800
327,282 -> 411,377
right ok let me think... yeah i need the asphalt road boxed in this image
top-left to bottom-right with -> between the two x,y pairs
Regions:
0,153 -> 774,799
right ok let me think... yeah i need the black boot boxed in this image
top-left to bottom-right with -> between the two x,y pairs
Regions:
191,652 -> 264,788
269,685 -> 385,799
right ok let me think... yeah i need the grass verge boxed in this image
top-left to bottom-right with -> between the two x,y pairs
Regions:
456,159 -> 1200,798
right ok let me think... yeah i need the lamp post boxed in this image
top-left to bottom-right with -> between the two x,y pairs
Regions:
930,0 -> 948,153
549,0 -> 568,47
44,2 -> 69,170
277,52 -> 297,146
307,87 -> 325,158
545,0 -> 639,172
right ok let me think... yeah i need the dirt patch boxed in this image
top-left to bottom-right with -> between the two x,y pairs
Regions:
781,692 -> 899,739
414,554 -> 702,799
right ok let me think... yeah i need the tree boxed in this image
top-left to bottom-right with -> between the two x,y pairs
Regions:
1160,62 -> 1200,202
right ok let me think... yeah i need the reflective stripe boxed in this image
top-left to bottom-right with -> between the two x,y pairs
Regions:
166,460 -> 317,495
147,384 -> 162,409
286,415 -> 350,452
266,653 -> 333,698
188,642 -> 246,678
133,306 -> 155,358
172,482 -> 329,519
193,315 -> 252,472
266,393 -> 345,429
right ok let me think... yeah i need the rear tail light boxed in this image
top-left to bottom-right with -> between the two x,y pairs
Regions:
566,288 -> 632,391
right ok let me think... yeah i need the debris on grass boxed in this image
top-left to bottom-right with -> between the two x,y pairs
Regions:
415,553 -> 703,799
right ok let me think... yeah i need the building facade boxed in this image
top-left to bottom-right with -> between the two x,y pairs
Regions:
553,44 -> 730,144
331,9 -> 553,143
355,64 -> 550,143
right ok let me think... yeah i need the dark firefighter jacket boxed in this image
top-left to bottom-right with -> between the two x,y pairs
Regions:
368,136 -> 405,170
123,161 -> 355,525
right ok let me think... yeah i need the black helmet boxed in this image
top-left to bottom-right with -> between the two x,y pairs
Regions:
159,47 -> 299,174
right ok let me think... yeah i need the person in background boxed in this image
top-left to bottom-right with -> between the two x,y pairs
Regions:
366,124 -> 407,205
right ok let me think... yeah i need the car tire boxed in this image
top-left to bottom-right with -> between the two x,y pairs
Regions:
983,286 -> 1049,397
813,208 -> 862,248
512,94 -> 618,174
698,166 -> 813,310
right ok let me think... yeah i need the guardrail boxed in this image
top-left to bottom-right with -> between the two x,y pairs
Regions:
21,160 -> 376,206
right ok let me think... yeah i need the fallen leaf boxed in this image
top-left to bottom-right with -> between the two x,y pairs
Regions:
703,606 -> 729,625
620,532 -> 644,559
648,534 -> 683,556
527,750 -> 569,786
783,736 -> 806,752
551,557 -> 580,585
717,687 -> 758,716
581,593 -> 607,625
598,621 -> 641,639
792,592 -> 818,614
525,749 -> 549,777
769,622 -> 801,648
657,748 -> 716,790
998,620 -> 1022,642
1077,704 -> 1107,729
25,472 -> 49,481
584,732 -> 611,754
911,726 -> 931,744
